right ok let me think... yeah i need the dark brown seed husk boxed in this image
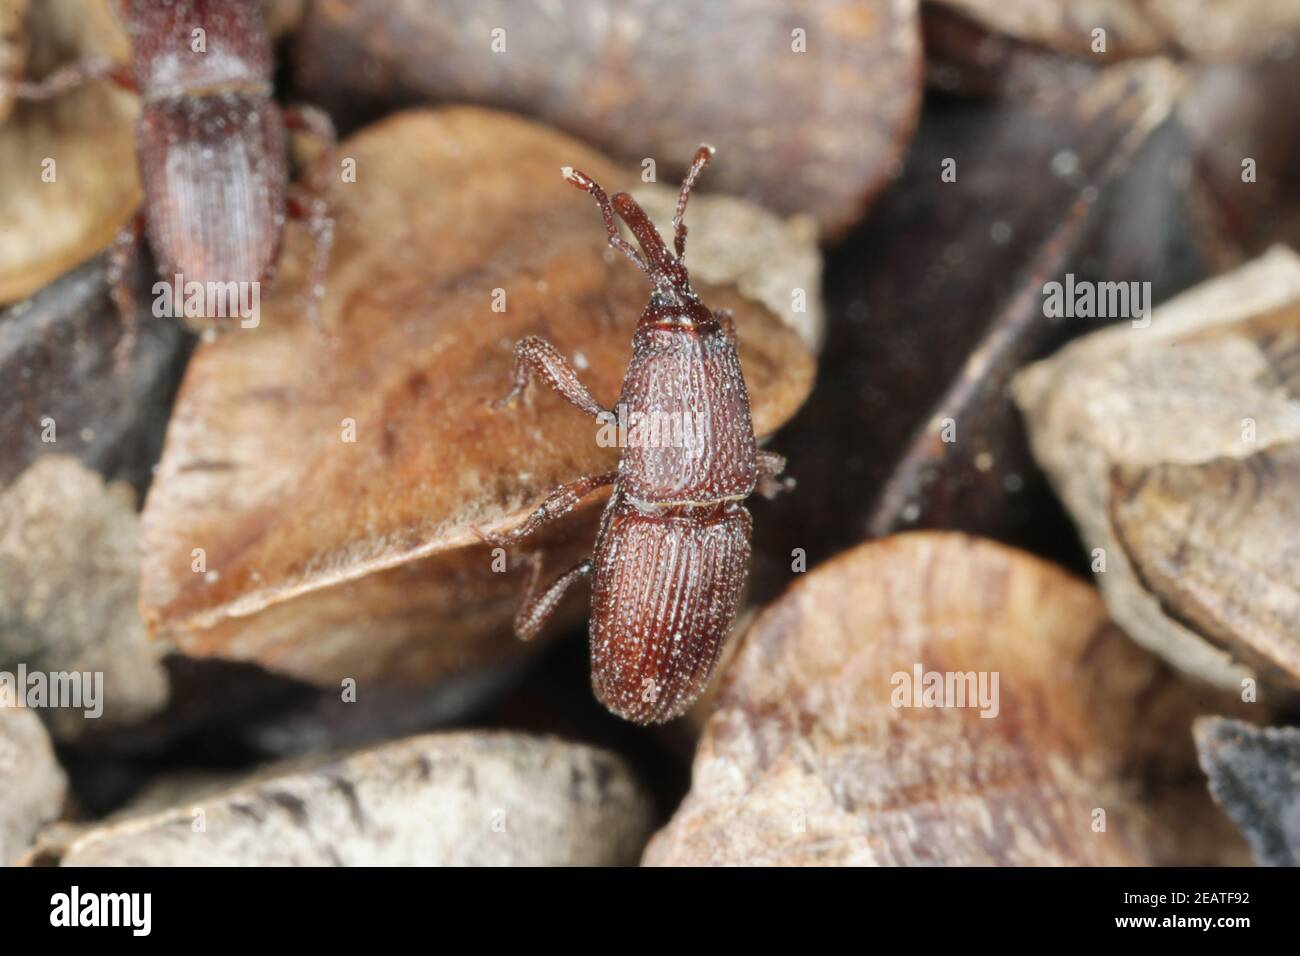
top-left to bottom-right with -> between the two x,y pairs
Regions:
291,0 -> 923,240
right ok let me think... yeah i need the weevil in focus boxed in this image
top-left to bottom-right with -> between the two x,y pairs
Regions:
5,0 -> 335,361
481,146 -> 793,724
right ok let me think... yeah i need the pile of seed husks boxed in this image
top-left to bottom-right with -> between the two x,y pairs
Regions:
2,0 -> 1298,867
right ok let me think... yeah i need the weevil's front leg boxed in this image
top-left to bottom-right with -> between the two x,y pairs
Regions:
7,56 -> 136,100
756,449 -> 794,499
513,555 -> 594,642
286,185 -> 335,335
494,335 -> 608,418
474,471 -> 617,546
108,211 -> 145,373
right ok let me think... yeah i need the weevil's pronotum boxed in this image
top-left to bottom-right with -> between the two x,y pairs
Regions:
7,0 -> 335,358
482,146 -> 793,724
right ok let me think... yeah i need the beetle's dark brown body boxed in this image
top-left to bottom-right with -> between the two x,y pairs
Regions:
484,148 -> 790,724
127,0 -> 288,291
7,0 -> 333,354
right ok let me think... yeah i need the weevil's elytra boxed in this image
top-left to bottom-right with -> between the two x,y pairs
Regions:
589,499 -> 753,722
483,146 -> 792,724
137,93 -> 288,288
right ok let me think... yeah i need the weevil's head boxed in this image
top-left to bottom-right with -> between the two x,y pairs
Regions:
564,146 -> 717,330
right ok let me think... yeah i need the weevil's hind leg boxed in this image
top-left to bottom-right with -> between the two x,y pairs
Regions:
493,335 -> 609,418
108,211 -> 145,373
8,56 -> 136,101
286,185 -> 335,336
283,103 -> 339,338
473,471 -> 617,546
756,449 -> 794,499
513,555 -> 594,642
714,307 -> 736,347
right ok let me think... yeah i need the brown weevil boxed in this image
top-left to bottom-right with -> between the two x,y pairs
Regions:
481,146 -> 793,724
7,0 -> 335,359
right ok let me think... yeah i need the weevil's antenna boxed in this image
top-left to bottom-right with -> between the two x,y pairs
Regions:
563,153 -> 708,303
672,144 -> 714,261
562,166 -> 650,277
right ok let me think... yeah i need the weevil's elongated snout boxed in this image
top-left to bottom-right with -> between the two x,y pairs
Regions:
611,191 -> 691,296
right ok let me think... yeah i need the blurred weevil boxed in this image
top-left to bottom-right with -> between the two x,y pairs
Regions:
480,146 -> 793,724
7,0 -> 335,359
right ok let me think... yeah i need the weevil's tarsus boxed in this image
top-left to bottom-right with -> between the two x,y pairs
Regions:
756,449 -> 794,499
515,556 -> 594,642
477,471 -> 618,547
493,335 -> 609,418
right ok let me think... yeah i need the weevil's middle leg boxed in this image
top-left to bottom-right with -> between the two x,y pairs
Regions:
513,554 -> 594,642
108,211 -> 145,373
494,335 -> 609,418
286,185 -> 335,336
474,471 -> 617,546
756,449 -> 794,499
